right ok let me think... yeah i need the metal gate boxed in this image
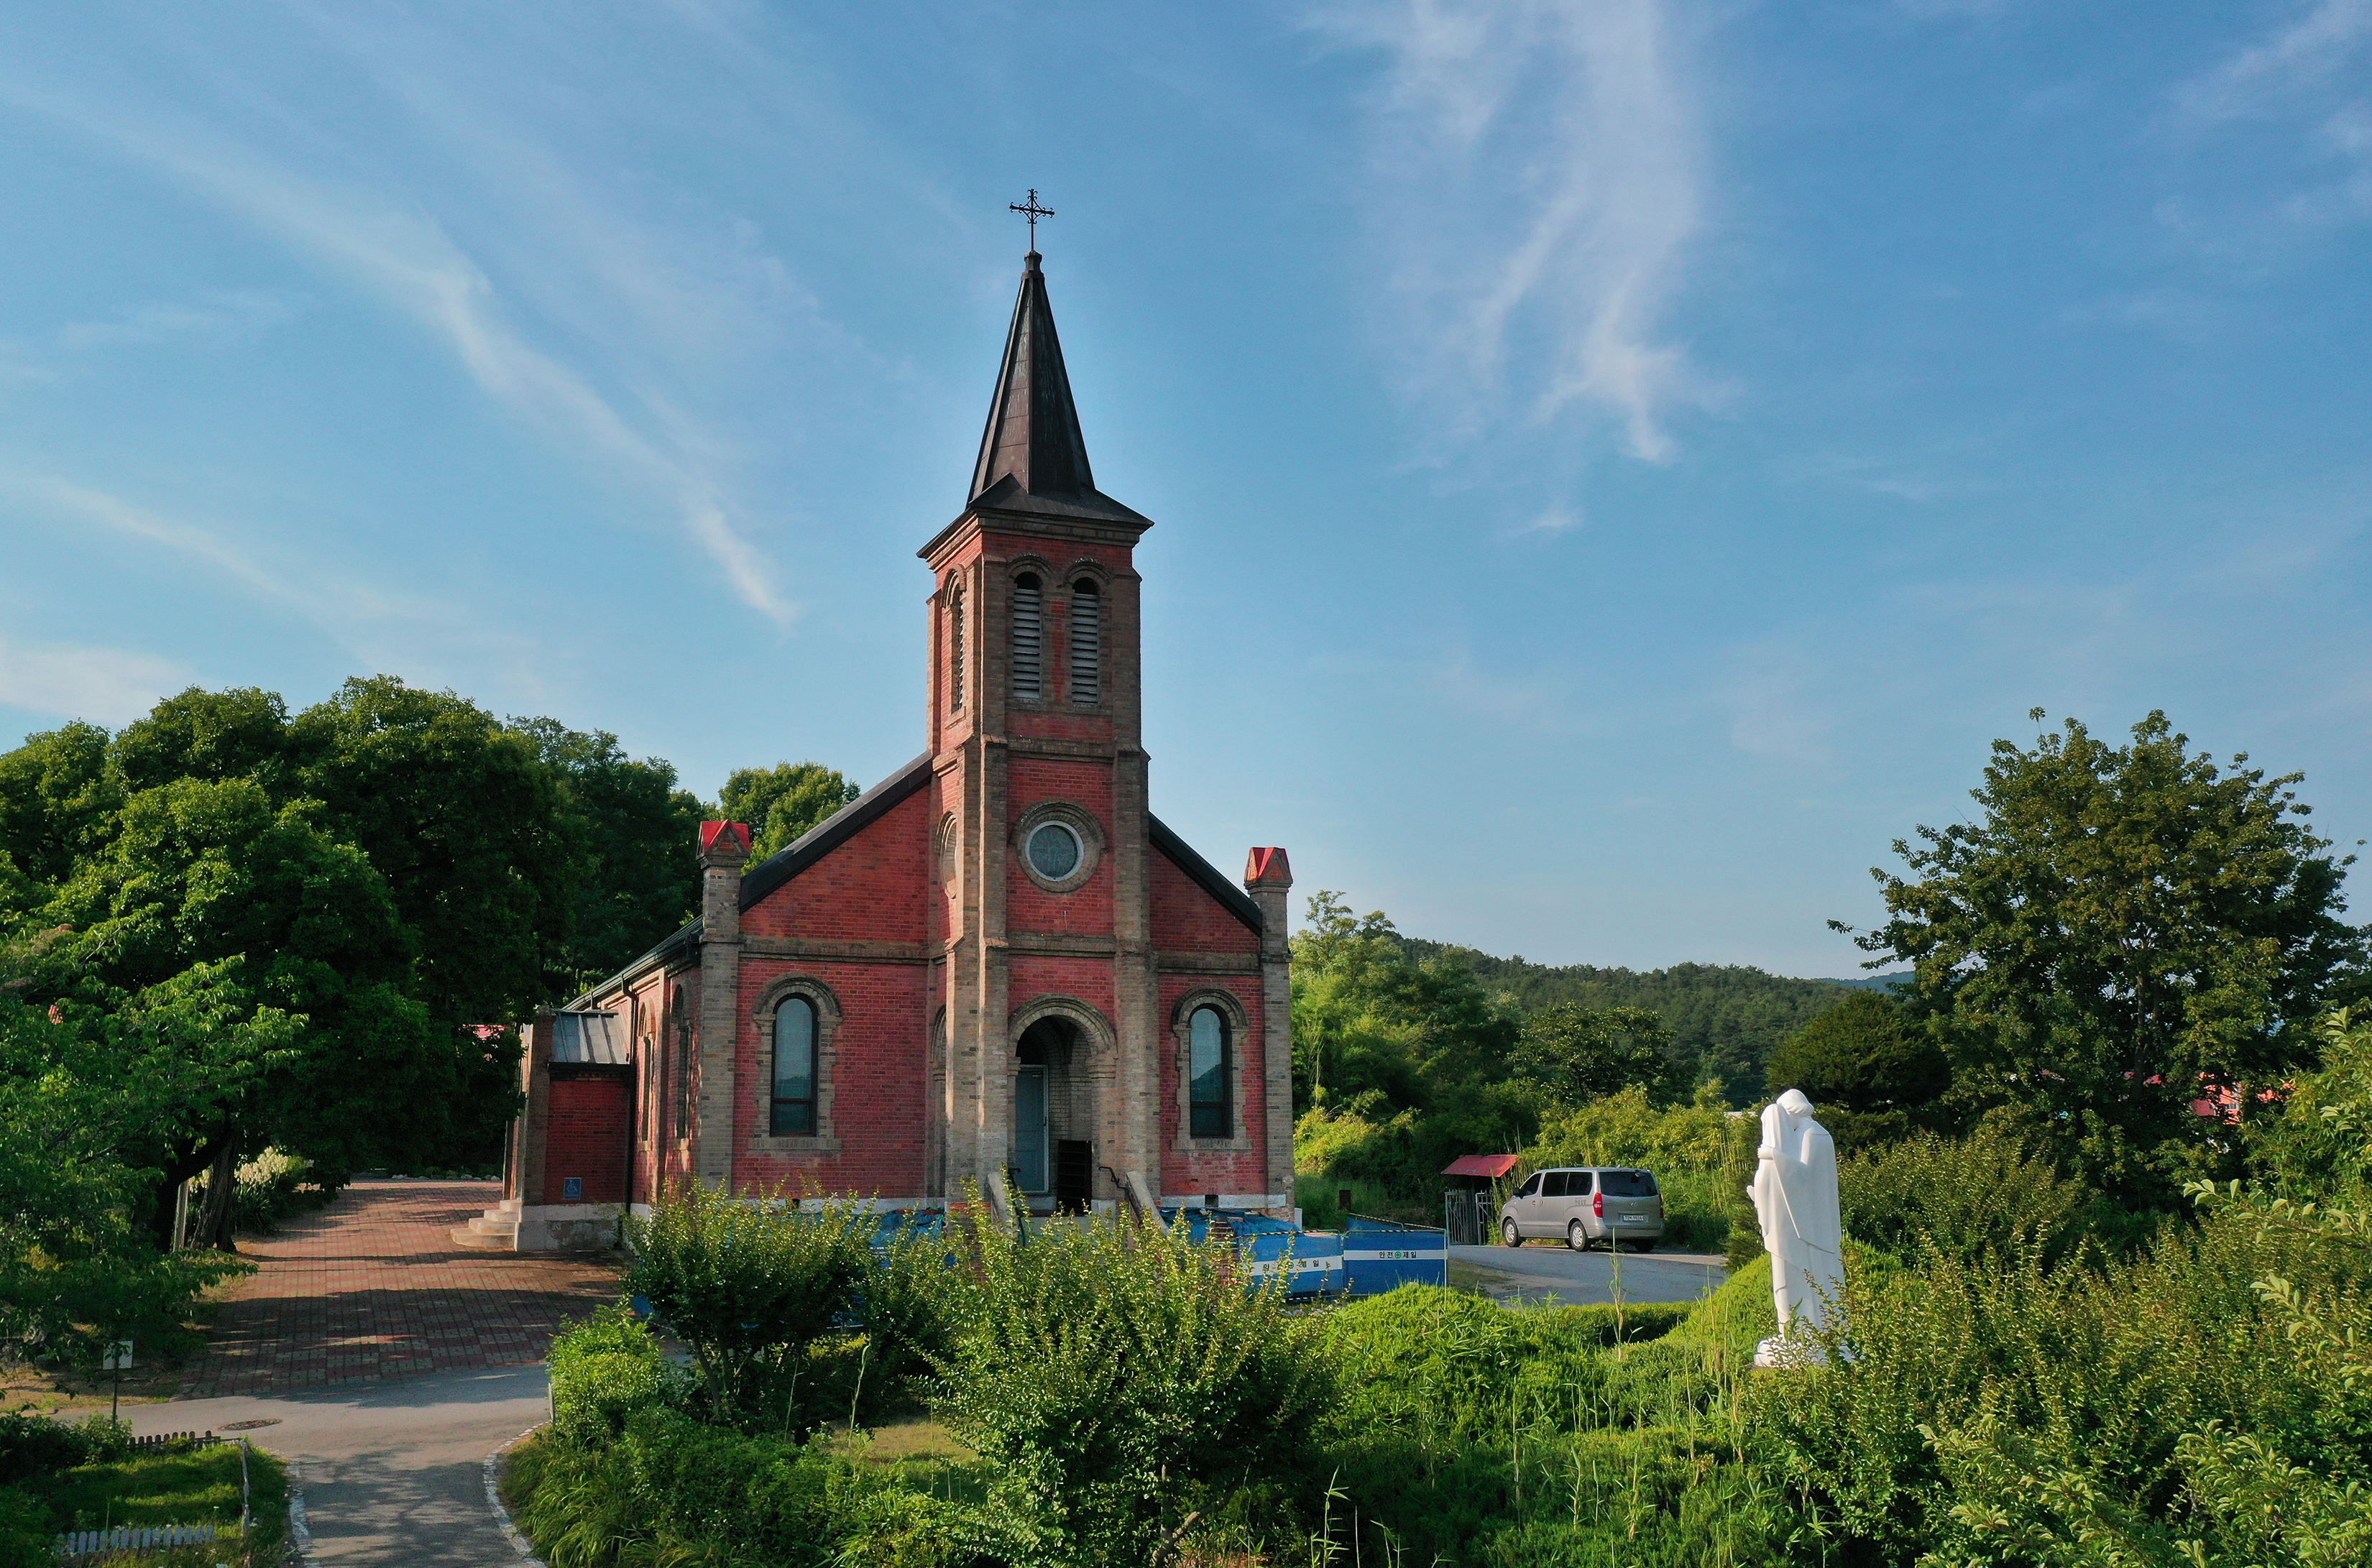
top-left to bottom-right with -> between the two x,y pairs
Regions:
1442,1189 -> 1491,1246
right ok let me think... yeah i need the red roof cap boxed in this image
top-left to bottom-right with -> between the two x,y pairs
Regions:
700,820 -> 751,854
1442,1153 -> 1520,1178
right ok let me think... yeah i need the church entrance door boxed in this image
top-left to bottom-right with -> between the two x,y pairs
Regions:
1013,1066 -> 1049,1194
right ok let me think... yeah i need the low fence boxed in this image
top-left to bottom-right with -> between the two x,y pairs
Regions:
55,1523 -> 231,1559
1443,1190 -> 1493,1246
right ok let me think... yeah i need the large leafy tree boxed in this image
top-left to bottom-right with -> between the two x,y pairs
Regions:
1512,1003 -> 1678,1107
1763,991 -> 1949,1153
1840,711 -> 2369,1201
508,719 -> 707,985
719,761 -> 860,864
1290,893 -> 1528,1195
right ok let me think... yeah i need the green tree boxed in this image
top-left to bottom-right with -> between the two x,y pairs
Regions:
0,723 -> 119,893
1840,711 -> 2369,1203
1512,1002 -> 1677,1106
1764,991 -> 1949,1151
719,762 -> 859,865
508,719 -> 706,985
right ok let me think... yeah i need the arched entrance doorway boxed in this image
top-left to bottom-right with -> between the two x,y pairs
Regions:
1012,1014 -> 1095,1213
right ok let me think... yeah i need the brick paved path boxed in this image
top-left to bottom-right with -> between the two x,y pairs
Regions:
176,1179 -> 620,1400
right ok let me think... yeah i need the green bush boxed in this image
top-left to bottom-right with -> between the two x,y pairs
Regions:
1837,1122 -> 2100,1265
929,1207 -> 1333,1567
513,1410 -> 965,1568
548,1306 -> 677,1445
622,1181 -> 872,1427
855,1217 -> 974,1391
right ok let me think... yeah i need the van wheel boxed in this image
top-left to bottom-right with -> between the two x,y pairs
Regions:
1567,1219 -> 1590,1253
1501,1217 -> 1522,1248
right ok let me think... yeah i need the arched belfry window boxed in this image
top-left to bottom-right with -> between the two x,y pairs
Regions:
1012,574 -> 1043,702
947,581 -> 965,711
1189,1005 -> 1230,1138
1069,579 -> 1100,706
772,996 -> 817,1135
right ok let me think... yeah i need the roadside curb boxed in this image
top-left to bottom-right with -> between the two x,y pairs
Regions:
483,1424 -> 548,1566
286,1460 -> 320,1568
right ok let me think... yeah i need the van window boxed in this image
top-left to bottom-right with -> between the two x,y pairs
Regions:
1543,1171 -> 1572,1198
1599,1170 -> 1658,1196
1512,1173 -> 1541,1199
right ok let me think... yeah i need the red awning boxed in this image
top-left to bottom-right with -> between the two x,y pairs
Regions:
1441,1154 -> 1520,1179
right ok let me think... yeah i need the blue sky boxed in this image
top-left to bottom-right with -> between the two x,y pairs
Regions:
2,1 -> 2368,977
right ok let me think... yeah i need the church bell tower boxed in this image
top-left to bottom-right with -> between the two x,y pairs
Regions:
919,249 -> 1163,1213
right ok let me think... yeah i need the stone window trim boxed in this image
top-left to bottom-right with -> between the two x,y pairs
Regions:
1169,986 -> 1257,1153
1012,800 -> 1105,893
747,976 -> 845,1154
934,811 -> 959,886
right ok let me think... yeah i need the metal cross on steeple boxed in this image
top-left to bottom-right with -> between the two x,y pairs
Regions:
1008,188 -> 1054,251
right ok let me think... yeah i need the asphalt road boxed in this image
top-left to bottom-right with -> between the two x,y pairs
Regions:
130,1362 -> 547,1566
1448,1242 -> 1729,1307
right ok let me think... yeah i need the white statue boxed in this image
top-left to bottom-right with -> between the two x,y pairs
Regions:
1748,1089 -> 1845,1367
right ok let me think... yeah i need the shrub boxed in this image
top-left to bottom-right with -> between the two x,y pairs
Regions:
622,1181 -> 871,1427
854,1216 -> 974,1391
1837,1122 -> 2098,1266
0,1411 -> 95,1486
548,1306 -> 676,1446
930,1207 -> 1333,1567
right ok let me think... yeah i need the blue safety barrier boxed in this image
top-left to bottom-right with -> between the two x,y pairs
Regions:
1341,1216 -> 1448,1294
1165,1208 -> 1344,1297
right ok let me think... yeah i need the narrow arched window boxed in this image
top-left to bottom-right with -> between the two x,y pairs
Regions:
947,582 -> 965,711
672,984 -> 693,1138
1012,574 -> 1042,701
1189,1006 -> 1229,1138
772,997 -> 817,1135
1069,579 -> 1100,706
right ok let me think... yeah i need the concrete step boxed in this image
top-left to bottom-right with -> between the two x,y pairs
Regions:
468,1214 -> 520,1238
448,1223 -> 513,1251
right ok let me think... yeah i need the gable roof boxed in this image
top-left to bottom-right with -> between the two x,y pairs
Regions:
571,768 -> 1260,1006
1149,814 -> 1264,935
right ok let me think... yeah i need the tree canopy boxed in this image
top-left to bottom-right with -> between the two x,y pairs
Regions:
1842,710 -> 2369,1200
1763,991 -> 1949,1152
719,762 -> 861,865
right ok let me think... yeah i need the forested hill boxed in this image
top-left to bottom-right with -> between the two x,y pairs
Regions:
1397,939 -> 1905,1103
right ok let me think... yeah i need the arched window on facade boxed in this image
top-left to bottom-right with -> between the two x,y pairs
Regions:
772,996 -> 818,1136
1011,573 -> 1043,701
947,581 -> 965,711
1068,578 -> 1100,706
671,984 -> 693,1138
1188,1005 -> 1230,1138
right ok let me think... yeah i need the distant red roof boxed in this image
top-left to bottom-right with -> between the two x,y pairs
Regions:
1442,1154 -> 1520,1178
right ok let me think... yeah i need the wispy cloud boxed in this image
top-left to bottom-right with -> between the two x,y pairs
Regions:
58,289 -> 299,350
1716,643 -> 1834,770
0,468 -> 548,693
1313,0 -> 1711,463
2174,1 -> 2372,236
0,633 -> 193,726
0,80 -> 796,625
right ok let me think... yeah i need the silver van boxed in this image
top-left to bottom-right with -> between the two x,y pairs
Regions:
1499,1167 -> 1665,1251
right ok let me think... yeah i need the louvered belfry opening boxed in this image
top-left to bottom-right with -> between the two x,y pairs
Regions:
1068,578 -> 1100,705
947,581 -> 965,710
1011,573 -> 1044,701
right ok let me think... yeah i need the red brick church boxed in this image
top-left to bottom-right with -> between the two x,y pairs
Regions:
465,249 -> 1295,1250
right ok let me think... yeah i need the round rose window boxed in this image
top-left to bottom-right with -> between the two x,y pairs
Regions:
1026,821 -> 1082,882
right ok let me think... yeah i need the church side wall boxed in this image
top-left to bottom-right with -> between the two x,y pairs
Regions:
732,788 -> 934,1197
1148,852 -> 1272,1197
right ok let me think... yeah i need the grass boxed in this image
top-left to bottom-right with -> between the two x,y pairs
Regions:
18,1439 -> 287,1567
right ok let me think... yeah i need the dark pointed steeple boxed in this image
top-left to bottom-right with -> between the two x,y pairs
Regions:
965,253 -> 1148,527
